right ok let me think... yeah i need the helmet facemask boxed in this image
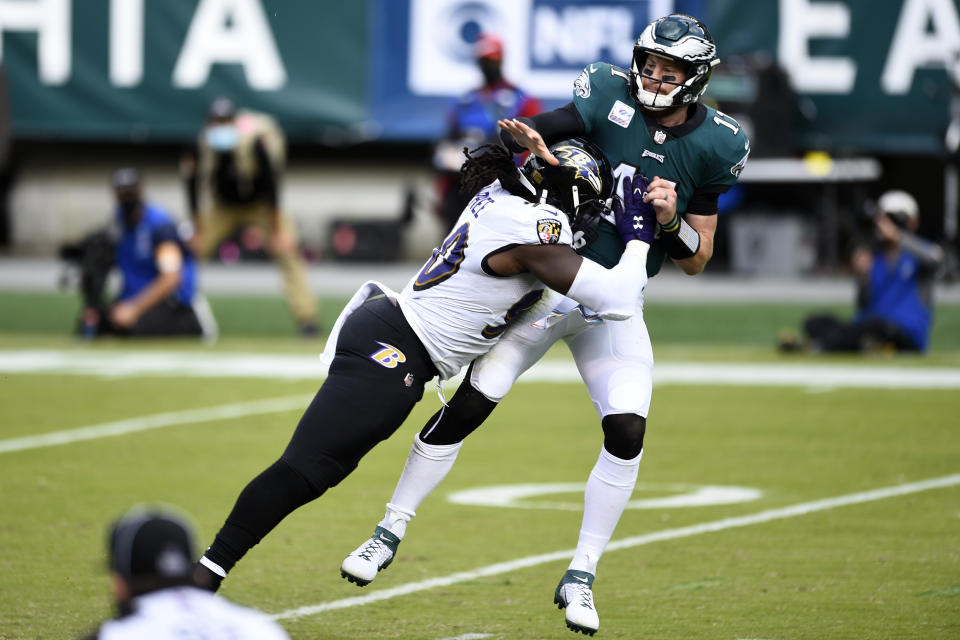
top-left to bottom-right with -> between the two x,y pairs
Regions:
521,138 -> 613,232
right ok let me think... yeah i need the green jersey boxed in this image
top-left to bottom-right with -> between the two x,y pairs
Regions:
572,62 -> 750,274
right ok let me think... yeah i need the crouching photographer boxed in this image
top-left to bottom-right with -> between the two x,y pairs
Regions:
63,168 -> 216,340
782,190 -> 944,353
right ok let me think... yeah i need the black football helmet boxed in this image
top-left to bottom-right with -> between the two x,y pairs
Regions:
520,138 -> 614,228
629,14 -> 719,111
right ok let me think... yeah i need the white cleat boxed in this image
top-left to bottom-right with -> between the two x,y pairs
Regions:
553,570 -> 599,635
340,526 -> 401,587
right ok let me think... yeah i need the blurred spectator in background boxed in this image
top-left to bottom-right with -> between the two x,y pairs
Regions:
182,97 -> 319,336
67,168 -> 216,340
780,190 -> 944,353
76,504 -> 289,639
432,34 -> 542,232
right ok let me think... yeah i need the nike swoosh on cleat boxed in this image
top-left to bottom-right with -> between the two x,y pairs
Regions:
572,576 -> 589,583
379,534 -> 393,542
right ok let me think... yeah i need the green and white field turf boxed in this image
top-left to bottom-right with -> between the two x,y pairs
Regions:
1,292 -> 959,639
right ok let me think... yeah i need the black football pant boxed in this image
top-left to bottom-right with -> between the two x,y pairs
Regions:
204,293 -> 438,573
80,299 -> 204,337
803,313 -> 919,352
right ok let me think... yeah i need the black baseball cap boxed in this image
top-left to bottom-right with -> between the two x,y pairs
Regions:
207,96 -> 237,121
108,506 -> 195,585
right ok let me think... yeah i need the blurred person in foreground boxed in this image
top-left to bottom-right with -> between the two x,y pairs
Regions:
340,13 -> 749,636
182,97 -> 319,336
192,140 -> 658,608
433,33 -> 542,231
71,168 -> 216,340
781,190 -> 944,353
76,505 -> 289,639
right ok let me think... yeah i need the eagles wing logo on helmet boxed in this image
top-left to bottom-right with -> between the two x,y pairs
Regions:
650,15 -> 716,62
553,146 -> 602,195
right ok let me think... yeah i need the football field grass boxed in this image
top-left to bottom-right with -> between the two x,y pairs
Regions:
1,333 -> 959,639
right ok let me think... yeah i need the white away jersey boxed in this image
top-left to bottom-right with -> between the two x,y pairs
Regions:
95,587 -> 289,640
399,181 -> 573,379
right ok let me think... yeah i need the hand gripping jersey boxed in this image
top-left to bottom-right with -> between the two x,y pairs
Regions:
399,181 -> 572,380
572,61 -> 750,275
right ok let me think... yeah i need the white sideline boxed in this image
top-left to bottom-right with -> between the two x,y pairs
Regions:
3,350 -> 960,388
271,473 -> 960,621
3,351 -> 960,456
0,394 -> 312,455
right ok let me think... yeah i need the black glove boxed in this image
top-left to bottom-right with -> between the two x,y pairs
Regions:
613,174 -> 654,245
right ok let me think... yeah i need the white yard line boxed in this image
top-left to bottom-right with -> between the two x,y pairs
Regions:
272,473 -> 960,621
0,394 -> 312,455
3,350 -> 960,388
3,351 -> 958,455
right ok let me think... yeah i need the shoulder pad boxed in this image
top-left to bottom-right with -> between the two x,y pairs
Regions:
703,107 -> 751,180
573,62 -> 630,100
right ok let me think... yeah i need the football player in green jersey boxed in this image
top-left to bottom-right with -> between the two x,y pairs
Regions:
342,14 -> 749,636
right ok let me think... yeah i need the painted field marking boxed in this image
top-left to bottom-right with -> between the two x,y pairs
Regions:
447,482 -> 762,510
3,350 -> 960,389
3,351 -> 959,455
271,473 -> 960,621
438,635 -> 493,640
0,394 -> 312,455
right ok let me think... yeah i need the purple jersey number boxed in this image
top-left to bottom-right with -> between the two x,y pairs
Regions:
413,222 -> 470,291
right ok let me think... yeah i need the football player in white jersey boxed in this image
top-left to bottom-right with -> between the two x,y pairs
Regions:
79,505 -> 289,640
193,138 -> 656,596
339,14 -> 742,637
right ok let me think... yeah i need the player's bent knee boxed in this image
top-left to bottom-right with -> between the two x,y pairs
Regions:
601,413 -> 646,460
469,360 -> 518,403
421,373 -> 499,445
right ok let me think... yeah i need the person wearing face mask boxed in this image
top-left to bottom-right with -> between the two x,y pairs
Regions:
432,33 -> 542,232
73,168 -> 215,339
181,97 -> 319,336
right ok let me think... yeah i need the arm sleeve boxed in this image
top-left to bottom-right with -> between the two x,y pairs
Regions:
565,241 -> 649,320
498,102 -> 586,153
900,233 -> 945,273
685,184 -> 727,215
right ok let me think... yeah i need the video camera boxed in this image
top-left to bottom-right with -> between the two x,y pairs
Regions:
59,227 -> 117,309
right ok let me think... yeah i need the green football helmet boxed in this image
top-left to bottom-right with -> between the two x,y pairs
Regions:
630,14 -> 720,111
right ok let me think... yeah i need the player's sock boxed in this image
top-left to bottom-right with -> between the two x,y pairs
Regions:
378,502 -> 416,539
569,447 -> 642,574
382,435 -> 463,536
203,458 -> 320,574
193,557 -> 226,592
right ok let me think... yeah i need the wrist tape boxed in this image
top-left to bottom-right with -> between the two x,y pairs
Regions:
661,216 -> 700,259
